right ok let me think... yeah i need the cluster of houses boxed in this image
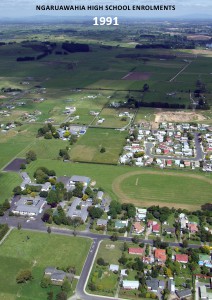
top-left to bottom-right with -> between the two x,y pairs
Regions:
106,246 -> 210,298
57,125 -> 87,140
119,121 -> 212,171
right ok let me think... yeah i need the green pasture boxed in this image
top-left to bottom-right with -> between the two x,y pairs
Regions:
70,128 -> 127,164
0,229 -> 91,300
0,172 -> 22,203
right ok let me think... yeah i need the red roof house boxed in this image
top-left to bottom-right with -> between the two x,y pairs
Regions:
152,223 -> 160,233
129,248 -> 144,255
133,222 -> 144,234
175,254 -> 188,263
166,160 -> 172,167
188,223 -> 198,233
155,249 -> 167,262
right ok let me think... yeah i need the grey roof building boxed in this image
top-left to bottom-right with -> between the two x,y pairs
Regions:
168,279 -> 175,293
97,191 -> 104,200
57,176 -> 72,190
97,219 -> 108,226
176,289 -> 192,299
67,198 -> 88,223
12,196 -> 46,216
146,279 -> 159,292
70,175 -> 91,186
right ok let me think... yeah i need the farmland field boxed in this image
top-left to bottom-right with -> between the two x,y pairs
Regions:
0,229 -> 91,300
0,172 -> 22,203
70,128 -> 127,164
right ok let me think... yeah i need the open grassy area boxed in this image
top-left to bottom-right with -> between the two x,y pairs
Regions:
70,128 -> 127,164
0,172 -> 22,203
0,229 -> 91,300
114,171 -> 212,210
25,160 -> 212,210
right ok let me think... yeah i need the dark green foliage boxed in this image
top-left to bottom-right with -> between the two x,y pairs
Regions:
0,224 -> 9,240
26,150 -> 37,164
88,206 -> 104,219
16,269 -> 32,283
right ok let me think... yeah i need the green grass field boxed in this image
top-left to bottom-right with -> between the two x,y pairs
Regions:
0,229 -> 91,300
70,128 -> 127,164
25,160 -> 212,210
0,172 -> 22,203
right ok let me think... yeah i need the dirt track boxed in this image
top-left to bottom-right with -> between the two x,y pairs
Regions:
155,111 -> 206,123
112,170 -> 211,210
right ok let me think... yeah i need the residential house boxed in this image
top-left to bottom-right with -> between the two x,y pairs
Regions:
96,219 -> 108,227
188,223 -> 198,233
97,191 -> 104,201
133,222 -> 144,234
128,248 -> 144,255
175,254 -> 188,264
44,267 -> 66,286
155,249 -> 167,263
136,208 -> 147,221
122,280 -> 139,290
152,223 -> 160,233
70,175 -> 91,187
121,269 -> 128,277
168,279 -> 175,293
115,220 -> 128,229
199,254 -> 212,268
165,228 -> 175,235
176,289 -> 192,299
109,264 -> 119,272
199,286 -> 207,300
146,278 -> 159,292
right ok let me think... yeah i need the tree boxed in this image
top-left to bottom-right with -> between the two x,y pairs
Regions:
100,147 -> 106,153
13,186 -> 22,195
182,239 -> 188,248
17,223 -> 22,230
132,235 -> 139,244
61,279 -> 72,293
110,233 -> 118,241
97,257 -> 107,266
47,226 -> 51,234
47,291 -> 54,300
56,291 -> 67,300
20,163 -> 26,170
143,83 -> 149,92
88,206 -> 104,219
40,276 -> 51,288
16,269 -> 32,283
26,150 -> 37,163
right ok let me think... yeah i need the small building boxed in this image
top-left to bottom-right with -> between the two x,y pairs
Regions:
128,248 -> 144,255
165,228 -> 175,234
188,223 -> 198,233
168,279 -> 175,293
44,267 -> 66,286
96,219 -> 108,227
70,175 -> 91,187
146,278 -> 159,292
97,191 -> 104,201
133,222 -> 144,234
122,280 -> 139,290
176,289 -> 192,299
109,264 -> 119,272
12,196 -> 46,217
121,269 -> 128,277
152,223 -> 160,233
175,254 -> 188,264
155,249 -> 167,263
115,220 -> 128,229
199,286 -> 207,300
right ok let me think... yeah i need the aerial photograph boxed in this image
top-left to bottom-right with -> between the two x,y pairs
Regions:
0,0 -> 211,300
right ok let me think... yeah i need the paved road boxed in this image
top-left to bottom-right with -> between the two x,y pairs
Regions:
145,132 -> 203,162
0,215 -> 202,300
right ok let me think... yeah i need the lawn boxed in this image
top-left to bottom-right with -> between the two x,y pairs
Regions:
70,128 -> 127,164
0,172 -> 22,203
0,229 -> 91,300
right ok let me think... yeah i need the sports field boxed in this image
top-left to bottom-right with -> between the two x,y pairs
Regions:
26,160 -> 211,210
0,229 -> 91,300
112,171 -> 212,210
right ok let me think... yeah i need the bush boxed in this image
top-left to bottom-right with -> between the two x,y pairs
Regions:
16,269 -> 32,283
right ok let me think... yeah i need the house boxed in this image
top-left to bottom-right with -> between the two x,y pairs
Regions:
122,280 -> 139,290
44,267 -> 66,285
159,280 -> 165,289
96,219 -> 108,227
188,223 -> 198,233
175,254 -> 188,264
97,191 -> 104,201
199,254 -> 212,267
66,197 -> 89,223
199,286 -> 207,300
128,248 -> 144,255
152,223 -> 160,233
146,278 -> 159,292
165,228 -> 175,235
166,160 -> 172,167
109,264 -> 119,272
168,279 -> 175,293
155,249 -> 167,263
57,176 -> 72,190
41,182 -> 51,191
136,208 -> 147,220
12,196 -> 46,217
133,222 -> 144,234
176,289 -> 192,299
121,269 -> 128,277
70,175 -> 90,187
115,220 -> 128,229
50,270 -> 66,285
